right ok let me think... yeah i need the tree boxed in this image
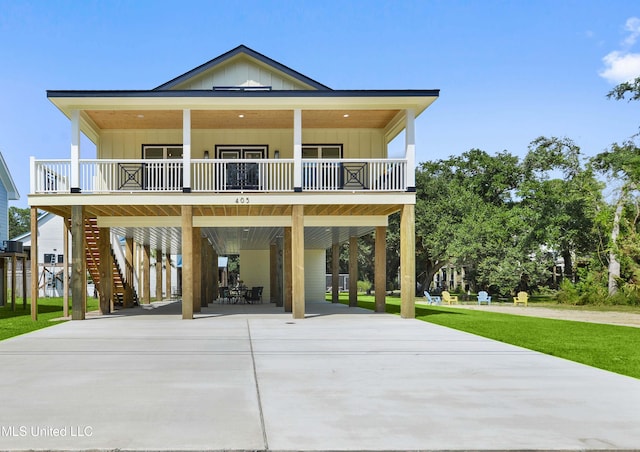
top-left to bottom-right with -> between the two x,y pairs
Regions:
592,138 -> 640,295
607,76 -> 640,102
9,206 -> 31,239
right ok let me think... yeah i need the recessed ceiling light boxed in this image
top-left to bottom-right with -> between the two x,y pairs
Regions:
137,114 -> 145,118
343,114 -> 350,118
238,114 -> 245,118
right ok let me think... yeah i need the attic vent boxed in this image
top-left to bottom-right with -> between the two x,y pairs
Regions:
212,86 -> 272,91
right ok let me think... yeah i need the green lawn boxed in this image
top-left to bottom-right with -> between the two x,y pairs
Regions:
0,297 -> 99,341
330,294 -> 640,379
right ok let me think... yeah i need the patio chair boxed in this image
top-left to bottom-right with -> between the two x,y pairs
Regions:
246,286 -> 263,304
218,287 -> 231,304
513,291 -> 528,306
477,291 -> 491,305
424,291 -> 441,305
441,291 -> 458,305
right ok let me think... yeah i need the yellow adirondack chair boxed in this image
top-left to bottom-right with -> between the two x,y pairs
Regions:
441,291 -> 458,305
513,291 -> 528,306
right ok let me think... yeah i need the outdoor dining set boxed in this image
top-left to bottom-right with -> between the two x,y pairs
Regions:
217,285 -> 264,304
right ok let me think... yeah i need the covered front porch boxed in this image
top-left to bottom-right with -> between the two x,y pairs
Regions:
27,194 -> 416,321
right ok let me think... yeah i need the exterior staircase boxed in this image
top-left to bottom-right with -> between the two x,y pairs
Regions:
82,217 -> 138,307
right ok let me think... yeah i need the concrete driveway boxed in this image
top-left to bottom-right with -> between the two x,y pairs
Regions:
0,300 -> 639,451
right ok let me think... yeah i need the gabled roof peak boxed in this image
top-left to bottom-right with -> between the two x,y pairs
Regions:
154,44 -> 331,91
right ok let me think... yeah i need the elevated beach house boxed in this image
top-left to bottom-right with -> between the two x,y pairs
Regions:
28,45 -> 439,320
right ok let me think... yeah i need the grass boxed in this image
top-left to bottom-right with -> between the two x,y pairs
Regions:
0,297 -> 100,341
330,293 -> 640,379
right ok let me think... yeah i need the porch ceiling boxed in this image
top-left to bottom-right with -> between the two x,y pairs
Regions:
35,202 -> 400,255
85,109 -> 401,130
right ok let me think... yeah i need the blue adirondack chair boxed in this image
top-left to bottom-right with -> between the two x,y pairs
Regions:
424,291 -> 441,305
477,291 -> 492,305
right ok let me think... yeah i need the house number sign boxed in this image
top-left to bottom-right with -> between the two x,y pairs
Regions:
235,197 -> 250,204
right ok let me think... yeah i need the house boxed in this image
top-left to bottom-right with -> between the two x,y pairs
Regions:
0,151 -> 20,307
28,45 -> 439,320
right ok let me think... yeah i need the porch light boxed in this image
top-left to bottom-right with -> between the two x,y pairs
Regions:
238,114 -> 245,118
274,150 -> 280,159
203,150 -> 209,159
343,114 -> 349,118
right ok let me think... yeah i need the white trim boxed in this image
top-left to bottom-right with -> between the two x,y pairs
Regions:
182,109 -> 191,189
71,110 -> 80,189
293,108 -> 302,189
405,108 -> 415,188
304,215 -> 388,227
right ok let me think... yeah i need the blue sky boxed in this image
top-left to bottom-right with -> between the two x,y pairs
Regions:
0,0 -> 639,208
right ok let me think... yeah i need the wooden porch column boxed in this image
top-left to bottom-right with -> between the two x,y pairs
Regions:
21,257 -> 27,310
71,205 -> 86,320
181,206 -> 194,319
270,243 -> 277,304
63,217 -> 69,317
349,236 -> 358,307
142,244 -> 151,304
11,254 -> 16,311
30,207 -> 38,320
124,237 -> 134,308
0,258 -> 5,307
283,227 -> 292,313
212,248 -> 219,302
193,227 -> 202,312
331,243 -> 339,303
291,205 -> 305,319
156,248 -> 163,301
375,226 -> 386,313
198,235 -> 207,308
165,253 -> 171,300
400,204 -> 415,319
98,227 -> 112,315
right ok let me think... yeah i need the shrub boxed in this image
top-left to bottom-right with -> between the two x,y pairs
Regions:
357,280 -> 372,294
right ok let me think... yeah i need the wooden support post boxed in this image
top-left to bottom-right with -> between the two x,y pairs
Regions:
30,207 -> 38,320
270,243 -> 277,304
284,227 -> 292,313
11,254 -> 16,311
124,237 -> 134,308
142,244 -> 151,304
194,227 -> 202,311
375,226 -> 386,313
291,205 -> 305,319
212,248 -> 219,303
400,204 -> 415,319
21,257 -> 27,310
156,248 -> 163,301
332,243 -> 339,304
349,236 -> 358,307
0,258 -> 5,307
98,227 -> 112,315
71,205 -> 86,320
63,218 -> 69,317
181,206 -> 193,319
165,253 -> 171,300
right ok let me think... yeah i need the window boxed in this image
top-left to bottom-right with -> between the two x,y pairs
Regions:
142,145 -> 183,159
302,144 -> 342,159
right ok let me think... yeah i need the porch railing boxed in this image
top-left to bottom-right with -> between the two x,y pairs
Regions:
31,158 -> 407,194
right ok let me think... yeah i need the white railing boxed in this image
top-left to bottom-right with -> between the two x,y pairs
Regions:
32,160 -> 71,194
192,159 -> 294,192
302,159 -> 407,191
32,158 -> 407,194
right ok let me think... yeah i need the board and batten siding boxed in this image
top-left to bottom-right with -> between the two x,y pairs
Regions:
169,59 -> 310,91
99,129 -> 385,160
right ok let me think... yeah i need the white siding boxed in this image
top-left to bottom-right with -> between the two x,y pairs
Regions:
304,249 -> 326,302
171,58 -> 310,91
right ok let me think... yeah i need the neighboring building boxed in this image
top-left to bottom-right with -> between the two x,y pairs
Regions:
28,45 -> 439,320
0,152 -> 19,245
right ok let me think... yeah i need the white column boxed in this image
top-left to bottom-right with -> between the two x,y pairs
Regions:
29,157 -> 36,194
183,109 -> 192,192
405,108 -> 416,191
293,108 -> 302,191
71,109 -> 81,192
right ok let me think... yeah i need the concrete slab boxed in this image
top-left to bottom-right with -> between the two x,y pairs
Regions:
0,300 -> 639,451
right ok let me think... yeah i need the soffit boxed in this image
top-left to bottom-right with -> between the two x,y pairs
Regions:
85,109 -> 400,130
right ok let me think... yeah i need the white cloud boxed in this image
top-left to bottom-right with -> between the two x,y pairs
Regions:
623,17 -> 640,47
599,51 -> 640,83
599,17 -> 640,84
